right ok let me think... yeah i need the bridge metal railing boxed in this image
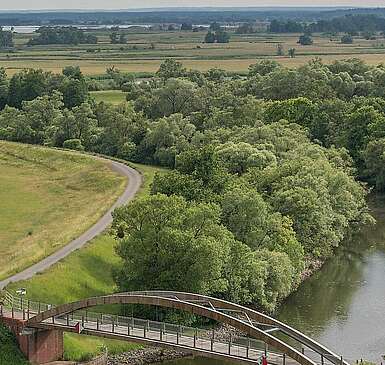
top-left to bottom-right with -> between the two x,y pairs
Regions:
0,290 -> 340,365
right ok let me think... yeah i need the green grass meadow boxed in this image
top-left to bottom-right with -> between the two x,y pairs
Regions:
90,90 -> 127,104
0,141 -> 127,281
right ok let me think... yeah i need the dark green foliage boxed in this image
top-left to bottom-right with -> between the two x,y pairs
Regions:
0,324 -> 29,365
204,30 -> 230,43
269,14 -> 385,34
298,34 -> 313,45
8,69 -> 49,108
28,26 -> 97,45
209,22 -> 222,31
0,68 -> 8,110
0,27 -> 13,48
63,138 -> 84,151
341,34 -> 353,44
204,31 -> 216,43
181,23 -> 193,31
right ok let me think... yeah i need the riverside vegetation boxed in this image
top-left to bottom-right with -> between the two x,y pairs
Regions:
1,57 -> 383,314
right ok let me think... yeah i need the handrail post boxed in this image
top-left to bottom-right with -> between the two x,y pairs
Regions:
211,330 -> 214,352
228,334 -> 232,355
321,354 -> 324,365
283,353 -> 286,365
96,318 -> 99,331
144,325 -> 146,338
66,314 -> 69,326
246,338 -> 250,358
112,319 -> 115,333
264,342 -> 267,357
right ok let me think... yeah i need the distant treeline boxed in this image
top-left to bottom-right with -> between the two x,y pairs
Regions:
270,14 -> 385,33
27,27 -> 97,46
1,8 -> 385,26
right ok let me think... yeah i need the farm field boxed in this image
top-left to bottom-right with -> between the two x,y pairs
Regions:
0,141 -> 126,281
2,31 -> 385,75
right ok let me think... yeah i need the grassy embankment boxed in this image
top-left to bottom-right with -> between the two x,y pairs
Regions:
0,141 -> 127,281
2,143 -> 165,361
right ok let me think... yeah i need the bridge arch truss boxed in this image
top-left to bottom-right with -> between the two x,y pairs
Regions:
24,291 -> 349,365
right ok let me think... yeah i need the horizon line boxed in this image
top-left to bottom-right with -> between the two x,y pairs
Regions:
2,5 -> 385,12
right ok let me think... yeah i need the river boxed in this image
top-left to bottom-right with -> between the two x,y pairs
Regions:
162,196 -> 385,365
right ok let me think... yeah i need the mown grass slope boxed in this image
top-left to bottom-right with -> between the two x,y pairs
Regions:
5,161 -> 165,362
0,141 -> 126,280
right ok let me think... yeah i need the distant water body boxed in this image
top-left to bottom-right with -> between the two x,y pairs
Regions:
2,24 -> 152,33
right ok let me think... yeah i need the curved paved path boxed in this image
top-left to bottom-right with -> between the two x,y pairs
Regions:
0,157 -> 142,290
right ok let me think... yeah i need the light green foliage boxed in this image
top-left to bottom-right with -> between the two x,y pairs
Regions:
221,186 -> 304,272
156,59 -> 186,80
112,194 -> 231,294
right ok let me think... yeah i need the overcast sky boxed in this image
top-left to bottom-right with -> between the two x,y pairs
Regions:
1,0 -> 385,10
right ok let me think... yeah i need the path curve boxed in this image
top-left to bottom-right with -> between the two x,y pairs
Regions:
0,157 -> 142,290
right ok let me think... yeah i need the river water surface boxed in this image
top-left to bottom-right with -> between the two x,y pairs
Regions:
163,196 -> 385,365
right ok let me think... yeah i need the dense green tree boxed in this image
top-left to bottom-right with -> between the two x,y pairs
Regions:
341,34 -> 354,44
298,34 -> 313,45
8,69 -> 49,108
156,59 -> 186,80
215,30 -> 230,43
0,68 -> 8,110
0,27 -> 13,48
112,194 -> 232,294
204,31 -> 216,43
28,26 -> 97,45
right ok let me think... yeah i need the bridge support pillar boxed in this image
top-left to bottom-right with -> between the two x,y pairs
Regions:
1,316 -> 64,364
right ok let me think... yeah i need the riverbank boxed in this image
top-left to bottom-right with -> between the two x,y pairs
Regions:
107,348 -> 190,365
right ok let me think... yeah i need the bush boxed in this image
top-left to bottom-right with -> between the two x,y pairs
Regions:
341,34 -> 353,44
63,139 -> 84,151
298,34 -> 313,45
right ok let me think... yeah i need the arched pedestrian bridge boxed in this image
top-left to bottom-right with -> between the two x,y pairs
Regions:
1,291 -> 349,365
